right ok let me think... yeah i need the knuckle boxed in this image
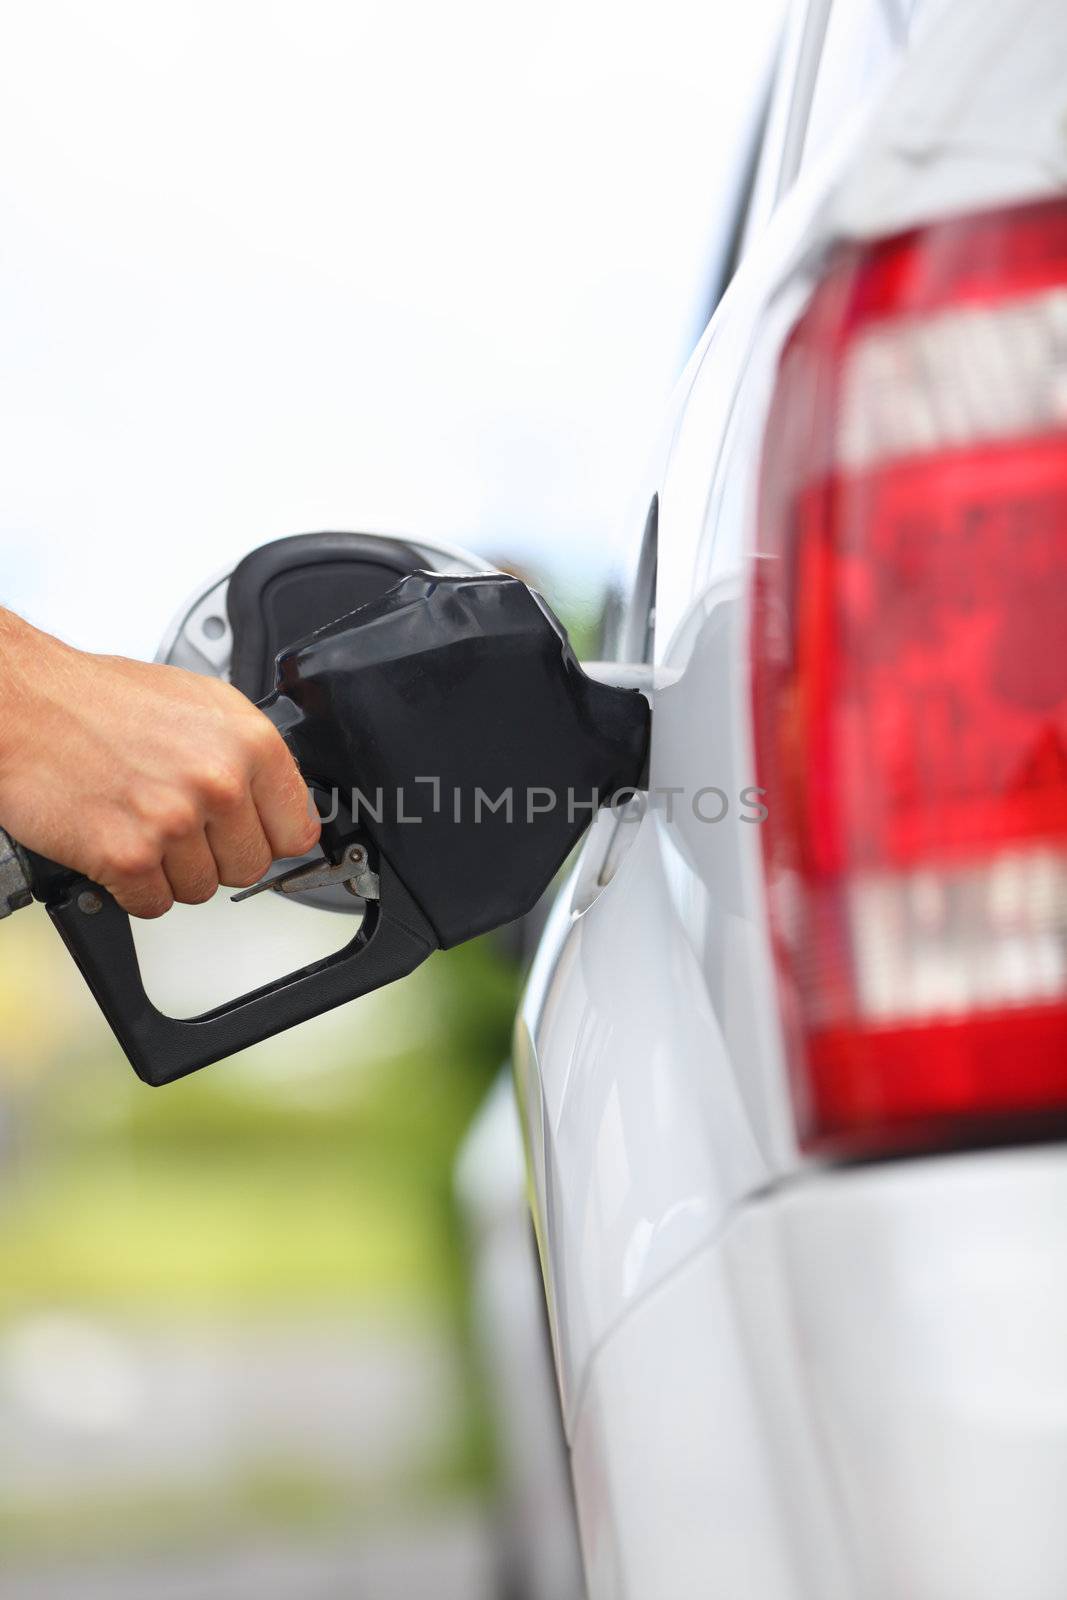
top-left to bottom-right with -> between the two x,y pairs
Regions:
246,715 -> 282,763
131,785 -> 196,842
200,763 -> 246,814
156,798 -> 198,842
104,839 -> 159,881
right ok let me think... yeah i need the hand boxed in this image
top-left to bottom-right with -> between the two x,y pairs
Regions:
0,609 -> 320,917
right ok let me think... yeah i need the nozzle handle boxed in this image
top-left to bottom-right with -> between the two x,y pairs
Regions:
33,855 -> 436,1086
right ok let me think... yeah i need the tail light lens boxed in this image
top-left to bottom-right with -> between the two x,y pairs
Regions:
752,198 -> 1067,1157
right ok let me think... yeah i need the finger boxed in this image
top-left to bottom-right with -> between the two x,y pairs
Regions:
205,794 -> 274,888
250,733 -> 320,860
108,867 -> 174,920
162,831 -> 220,905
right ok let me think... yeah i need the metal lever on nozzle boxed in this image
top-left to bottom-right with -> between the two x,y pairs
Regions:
232,842 -> 380,903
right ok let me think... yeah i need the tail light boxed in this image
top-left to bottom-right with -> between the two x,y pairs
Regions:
752,198 -> 1067,1157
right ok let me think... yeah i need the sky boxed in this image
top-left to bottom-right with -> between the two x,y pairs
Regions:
1,0 -> 782,659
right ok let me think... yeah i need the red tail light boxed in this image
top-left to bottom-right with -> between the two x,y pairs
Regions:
752,198 -> 1067,1157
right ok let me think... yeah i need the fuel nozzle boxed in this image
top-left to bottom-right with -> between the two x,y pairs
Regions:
1,570 -> 650,1084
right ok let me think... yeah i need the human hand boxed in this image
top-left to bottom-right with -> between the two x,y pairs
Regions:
0,609 -> 320,917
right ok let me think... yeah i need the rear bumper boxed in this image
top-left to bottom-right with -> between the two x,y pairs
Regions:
571,1146 -> 1067,1600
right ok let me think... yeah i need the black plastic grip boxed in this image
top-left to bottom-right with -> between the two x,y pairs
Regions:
39,860 -> 436,1086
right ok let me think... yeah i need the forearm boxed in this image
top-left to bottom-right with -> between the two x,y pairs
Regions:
0,606 -> 71,778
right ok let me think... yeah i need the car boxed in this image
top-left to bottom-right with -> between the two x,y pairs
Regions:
157,0 -> 1067,1593
473,0 -> 1067,1597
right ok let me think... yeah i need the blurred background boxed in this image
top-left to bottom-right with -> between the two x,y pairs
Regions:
0,2 -> 780,1594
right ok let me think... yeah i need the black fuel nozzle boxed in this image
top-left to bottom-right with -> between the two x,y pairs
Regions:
265,571 -> 650,948
9,571 -> 650,1085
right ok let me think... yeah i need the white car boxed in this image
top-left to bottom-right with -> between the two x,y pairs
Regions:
465,0 -> 1067,1597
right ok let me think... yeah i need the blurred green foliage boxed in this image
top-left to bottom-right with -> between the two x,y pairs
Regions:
0,934 -> 518,1318
0,915 -> 522,1561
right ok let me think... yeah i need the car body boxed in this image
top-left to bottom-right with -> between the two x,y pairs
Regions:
464,1 -> 1067,1597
